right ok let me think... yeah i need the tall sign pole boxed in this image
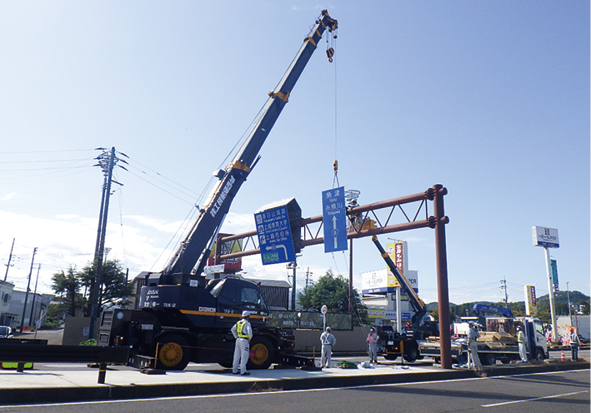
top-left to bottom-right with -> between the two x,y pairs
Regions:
532,226 -> 559,341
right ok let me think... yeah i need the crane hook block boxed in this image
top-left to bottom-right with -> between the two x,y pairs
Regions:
326,47 -> 335,62
333,160 -> 338,171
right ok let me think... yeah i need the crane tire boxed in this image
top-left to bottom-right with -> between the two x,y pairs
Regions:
247,336 -> 274,370
403,345 -> 418,362
155,334 -> 190,371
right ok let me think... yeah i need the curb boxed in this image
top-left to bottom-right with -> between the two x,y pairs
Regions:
0,361 -> 587,406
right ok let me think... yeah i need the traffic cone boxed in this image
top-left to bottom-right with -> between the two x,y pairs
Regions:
560,350 -> 565,362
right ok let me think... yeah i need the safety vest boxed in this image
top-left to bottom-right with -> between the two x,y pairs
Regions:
236,319 -> 249,338
517,331 -> 525,343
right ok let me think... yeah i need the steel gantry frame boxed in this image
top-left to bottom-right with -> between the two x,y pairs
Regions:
212,184 -> 453,369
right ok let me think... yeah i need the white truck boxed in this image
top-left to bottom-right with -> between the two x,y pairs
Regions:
419,316 -> 548,365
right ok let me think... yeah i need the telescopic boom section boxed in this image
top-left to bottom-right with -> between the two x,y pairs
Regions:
371,235 -> 427,328
160,11 -> 338,284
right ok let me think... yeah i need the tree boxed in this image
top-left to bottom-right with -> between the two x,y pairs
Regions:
297,270 -> 368,325
78,259 -> 133,313
51,266 -> 81,317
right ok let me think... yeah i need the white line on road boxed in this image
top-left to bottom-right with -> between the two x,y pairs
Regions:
481,390 -> 589,407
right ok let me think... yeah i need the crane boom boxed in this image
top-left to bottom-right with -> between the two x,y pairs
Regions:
159,11 -> 338,285
371,235 -> 427,328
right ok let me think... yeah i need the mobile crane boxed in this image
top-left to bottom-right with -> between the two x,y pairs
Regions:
98,11 -> 338,370
371,236 -> 437,362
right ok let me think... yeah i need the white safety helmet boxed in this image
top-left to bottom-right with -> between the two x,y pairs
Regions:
242,310 -> 250,318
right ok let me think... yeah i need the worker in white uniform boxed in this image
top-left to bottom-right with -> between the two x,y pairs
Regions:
516,326 -> 528,363
320,326 -> 337,368
467,322 -> 482,369
231,310 -> 253,375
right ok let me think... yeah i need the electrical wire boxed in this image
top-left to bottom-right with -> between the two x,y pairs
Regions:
122,155 -> 200,199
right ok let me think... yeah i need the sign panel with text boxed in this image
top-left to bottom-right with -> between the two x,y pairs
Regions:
255,206 -> 296,265
322,187 -> 348,253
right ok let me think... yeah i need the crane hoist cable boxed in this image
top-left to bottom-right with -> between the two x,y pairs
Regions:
325,15 -> 339,190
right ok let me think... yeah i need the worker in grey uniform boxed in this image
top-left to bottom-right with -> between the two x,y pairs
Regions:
467,322 -> 481,369
320,326 -> 337,368
231,310 -> 253,375
516,326 -> 528,363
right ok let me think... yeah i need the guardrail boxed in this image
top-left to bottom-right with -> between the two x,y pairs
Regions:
0,341 -> 129,383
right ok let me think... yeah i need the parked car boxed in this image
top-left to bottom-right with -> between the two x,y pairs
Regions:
0,326 -> 13,338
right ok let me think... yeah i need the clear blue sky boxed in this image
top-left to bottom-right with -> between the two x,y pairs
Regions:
0,1 -> 588,305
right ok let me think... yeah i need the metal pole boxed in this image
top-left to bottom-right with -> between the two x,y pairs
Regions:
433,184 -> 452,369
4,238 -> 15,282
567,282 -> 572,327
396,287 -> 401,333
20,247 -> 37,332
349,237 -> 353,313
291,261 -> 297,311
544,247 -> 558,341
28,264 -> 41,327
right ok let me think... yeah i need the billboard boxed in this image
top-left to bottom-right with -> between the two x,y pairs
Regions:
532,226 -> 559,248
387,241 -> 407,277
207,235 -> 243,272
361,268 -> 418,294
524,285 -> 537,315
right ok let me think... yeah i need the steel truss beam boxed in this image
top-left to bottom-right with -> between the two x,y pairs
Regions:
216,187 -> 441,260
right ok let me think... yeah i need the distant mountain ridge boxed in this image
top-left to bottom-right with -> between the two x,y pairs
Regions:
426,290 -> 590,315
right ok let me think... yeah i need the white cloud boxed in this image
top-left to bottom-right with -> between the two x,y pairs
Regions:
0,210 -> 175,294
1,192 -> 17,201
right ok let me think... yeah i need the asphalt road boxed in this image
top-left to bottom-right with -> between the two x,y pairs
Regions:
0,368 -> 587,413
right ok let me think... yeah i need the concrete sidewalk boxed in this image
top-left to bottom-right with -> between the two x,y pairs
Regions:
0,358 -> 588,406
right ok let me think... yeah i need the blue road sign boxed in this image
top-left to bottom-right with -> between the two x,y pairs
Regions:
254,206 -> 296,265
322,186 -> 348,253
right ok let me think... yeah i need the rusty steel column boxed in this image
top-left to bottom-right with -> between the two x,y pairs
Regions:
433,184 -> 452,369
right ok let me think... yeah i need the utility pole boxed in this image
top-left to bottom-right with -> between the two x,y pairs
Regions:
500,277 -> 508,305
20,247 -> 37,332
28,264 -> 41,327
4,238 -> 15,281
566,282 -> 572,327
88,147 -> 125,340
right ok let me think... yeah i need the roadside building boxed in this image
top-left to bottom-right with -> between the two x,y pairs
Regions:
0,280 -> 17,327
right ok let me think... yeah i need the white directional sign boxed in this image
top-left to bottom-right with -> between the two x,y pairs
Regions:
322,186 -> 348,253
